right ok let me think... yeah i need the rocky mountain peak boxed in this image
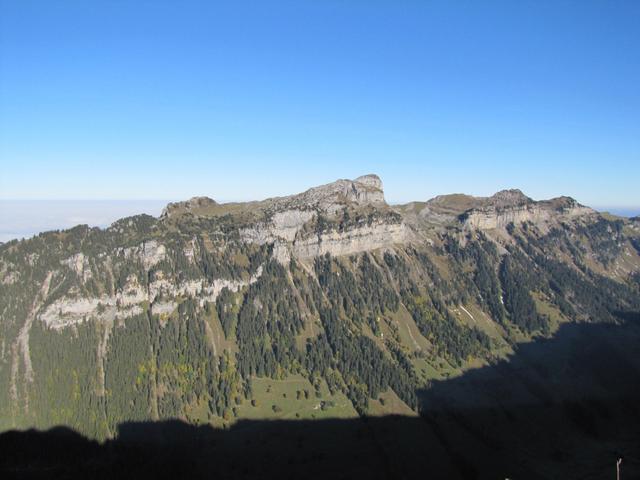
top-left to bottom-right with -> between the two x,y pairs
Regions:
546,195 -> 581,210
457,188 -> 595,231
274,174 -> 386,212
160,196 -> 217,219
159,175 -> 386,222
354,174 -> 383,190
487,189 -> 532,208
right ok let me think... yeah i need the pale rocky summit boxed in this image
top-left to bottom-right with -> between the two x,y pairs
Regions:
239,174 -> 400,263
458,190 -> 594,231
485,189 -> 532,208
412,186 -> 594,232
298,173 -> 385,206
271,173 -> 386,212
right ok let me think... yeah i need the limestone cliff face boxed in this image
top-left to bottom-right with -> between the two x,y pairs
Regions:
295,174 -> 385,207
240,209 -> 316,244
290,221 -> 409,259
39,265 -> 264,330
461,191 -> 595,230
462,204 -> 593,230
241,211 -> 409,263
238,174 -> 405,262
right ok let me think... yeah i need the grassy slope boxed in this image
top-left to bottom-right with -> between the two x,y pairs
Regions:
235,375 -> 357,421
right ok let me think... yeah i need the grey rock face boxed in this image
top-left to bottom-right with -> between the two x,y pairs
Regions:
236,175 -> 393,263
273,174 -> 386,212
241,209 -> 408,264
486,189 -> 532,208
291,221 -> 409,259
38,266 -> 264,329
462,195 -> 594,230
354,174 -> 383,189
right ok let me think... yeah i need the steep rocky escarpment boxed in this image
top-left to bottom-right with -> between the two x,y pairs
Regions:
444,189 -> 594,230
403,189 -> 594,232
208,174 -> 410,262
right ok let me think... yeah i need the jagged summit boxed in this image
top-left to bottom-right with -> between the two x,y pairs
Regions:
424,188 -> 533,214
421,188 -> 533,217
149,176 -> 598,235
278,173 -> 385,211
424,188 -> 581,211
354,174 -> 383,189
487,189 -> 532,208
460,190 -> 593,230
412,187 -> 595,231
160,175 -> 386,220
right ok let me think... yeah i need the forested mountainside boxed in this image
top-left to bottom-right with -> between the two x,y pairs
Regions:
1,174 -> 639,442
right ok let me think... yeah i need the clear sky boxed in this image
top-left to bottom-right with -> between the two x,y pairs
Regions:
1,1 -> 639,210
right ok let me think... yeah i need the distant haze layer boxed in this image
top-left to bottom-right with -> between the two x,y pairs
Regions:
0,200 -> 169,243
596,207 -> 640,218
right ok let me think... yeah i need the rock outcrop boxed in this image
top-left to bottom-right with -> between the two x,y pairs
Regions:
241,212 -> 409,264
39,266 -> 264,329
161,196 -> 217,219
269,174 -> 386,214
291,221 -> 408,259
241,209 -> 317,244
460,190 -> 594,230
236,175 -> 406,263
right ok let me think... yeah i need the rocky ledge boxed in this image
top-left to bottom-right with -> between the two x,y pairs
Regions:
459,190 -> 595,230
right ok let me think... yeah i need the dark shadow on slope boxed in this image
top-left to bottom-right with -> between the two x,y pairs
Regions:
417,315 -> 640,479
2,317 -> 640,480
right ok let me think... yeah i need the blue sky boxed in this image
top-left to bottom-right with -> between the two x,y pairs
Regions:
1,1 -> 639,217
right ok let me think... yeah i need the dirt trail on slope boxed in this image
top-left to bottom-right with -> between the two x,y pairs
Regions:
10,272 -> 53,413
459,305 -> 476,323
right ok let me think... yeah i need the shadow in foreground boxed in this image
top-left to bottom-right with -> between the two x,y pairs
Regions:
2,317 -> 640,480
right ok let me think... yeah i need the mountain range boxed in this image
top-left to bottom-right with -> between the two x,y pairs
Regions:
1,174 -> 640,478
